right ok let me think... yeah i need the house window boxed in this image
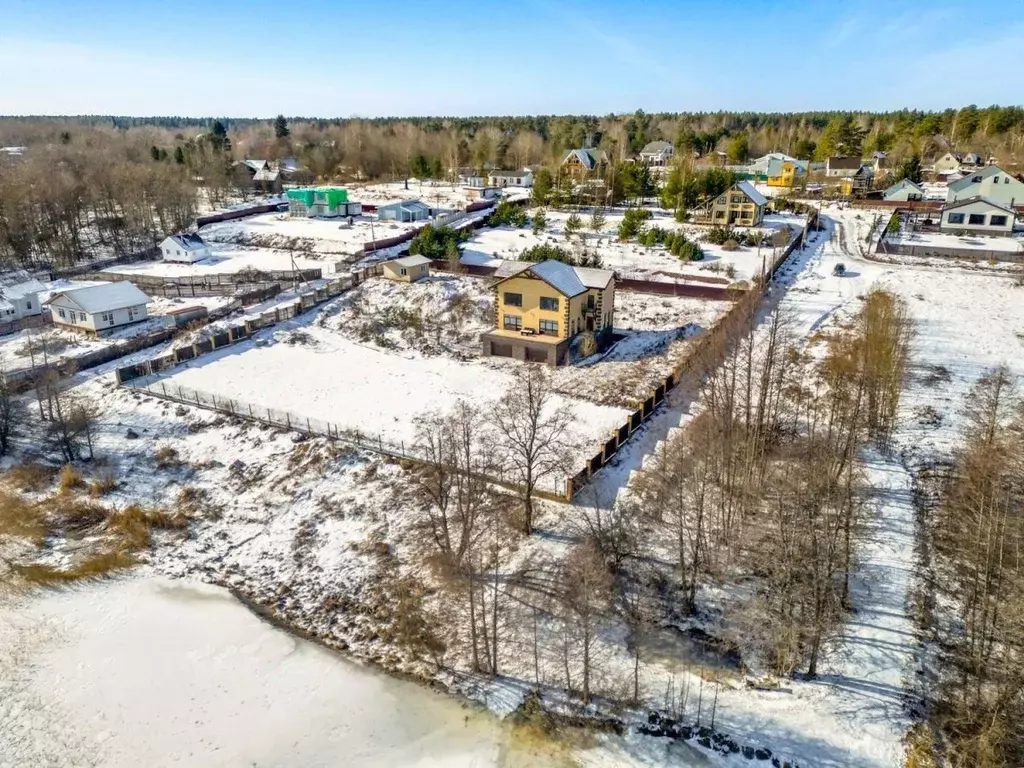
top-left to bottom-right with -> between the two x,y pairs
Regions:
58,308 -> 66,319
947,213 -> 965,224
972,175 -> 982,182
25,301 -> 31,309
503,314 -> 522,330
539,319 -> 558,336
400,268 -> 407,276
968,213 -> 986,225
730,195 -> 744,204
714,210 -> 725,219
990,215 -> 1008,227
503,292 -> 522,307
993,177 -> 999,183
1005,177 -> 1010,184
79,312 -> 86,321
540,296 -> 559,311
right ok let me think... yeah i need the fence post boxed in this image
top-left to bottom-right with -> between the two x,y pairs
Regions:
286,412 -> 290,427
249,404 -> 253,418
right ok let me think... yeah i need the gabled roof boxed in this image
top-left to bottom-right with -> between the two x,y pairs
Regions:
962,152 -> 982,164
941,195 -> 1016,214
45,282 -> 151,313
495,260 -> 592,297
238,159 -> 268,173
826,156 -> 864,171
640,140 -> 673,155
253,167 -> 279,181
948,165 -> 1015,192
380,199 -> 430,213
884,178 -> 926,197
573,265 -> 615,289
735,181 -> 768,207
562,148 -> 606,169
391,255 -> 431,268
165,233 -> 206,251
0,278 -> 45,299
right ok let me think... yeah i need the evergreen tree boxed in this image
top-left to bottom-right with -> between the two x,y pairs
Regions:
793,138 -> 816,159
660,165 -> 684,211
815,115 -> 865,159
531,168 -> 553,205
564,213 -> 583,237
209,120 -> 230,152
893,153 -> 923,184
589,208 -> 606,234
150,145 -> 161,162
532,210 -> 547,235
273,114 -> 290,139
174,146 -> 185,165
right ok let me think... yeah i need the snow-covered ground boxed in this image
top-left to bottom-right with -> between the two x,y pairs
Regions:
140,294 -> 630,474
199,211 -> 422,258
461,209 -> 804,286
886,228 -> 1024,254
103,242 -> 332,279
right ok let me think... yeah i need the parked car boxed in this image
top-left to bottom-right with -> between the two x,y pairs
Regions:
833,262 -> 846,276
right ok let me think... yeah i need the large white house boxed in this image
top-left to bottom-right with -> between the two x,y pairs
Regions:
939,197 -> 1017,236
487,169 -> 534,188
160,233 -> 210,263
946,166 -> 1024,208
45,282 -> 152,333
638,140 -> 675,167
0,271 -> 45,321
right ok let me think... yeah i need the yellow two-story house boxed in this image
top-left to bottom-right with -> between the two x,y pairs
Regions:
481,260 -> 615,365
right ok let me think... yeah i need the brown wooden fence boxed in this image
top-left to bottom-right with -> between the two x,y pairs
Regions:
94,266 -> 323,296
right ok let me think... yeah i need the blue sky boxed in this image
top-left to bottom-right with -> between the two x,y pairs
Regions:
1,0 -> 1022,117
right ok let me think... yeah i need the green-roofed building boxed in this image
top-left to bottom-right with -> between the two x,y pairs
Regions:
286,186 -> 356,218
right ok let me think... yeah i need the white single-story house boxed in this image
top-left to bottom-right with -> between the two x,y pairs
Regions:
0,271 -> 45,320
160,233 -> 210,263
377,200 -> 431,223
946,165 -> 1024,208
382,255 -> 431,283
45,282 -> 152,333
488,169 -> 534,188
883,178 -> 927,202
458,168 -> 486,187
939,196 -> 1017,235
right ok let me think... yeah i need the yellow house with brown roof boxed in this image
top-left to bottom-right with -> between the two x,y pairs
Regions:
481,260 -> 615,365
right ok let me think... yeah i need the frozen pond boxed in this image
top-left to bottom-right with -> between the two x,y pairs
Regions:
0,576 -> 506,767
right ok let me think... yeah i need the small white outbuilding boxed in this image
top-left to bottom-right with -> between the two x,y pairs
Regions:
160,233 -> 210,263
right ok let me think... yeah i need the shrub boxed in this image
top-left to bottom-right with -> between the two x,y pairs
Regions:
4,464 -> 56,493
59,464 -> 85,493
638,227 -> 666,247
531,210 -> 547,234
676,239 -> 704,261
0,491 -> 46,543
488,200 -> 528,228
722,238 -> 740,251
13,551 -> 138,585
564,213 -> 583,237
520,243 -> 602,268
703,226 -> 741,245
107,503 -> 188,550
154,445 -> 182,469
89,472 -> 119,498
618,208 -> 653,240
408,225 -> 468,260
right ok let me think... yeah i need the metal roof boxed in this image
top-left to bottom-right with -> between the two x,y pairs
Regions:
526,260 -> 586,297
391,255 -> 432,268
736,181 -> 768,207
167,233 -> 206,250
45,282 -> 151,313
640,140 -> 673,154
941,195 -> 1016,214
573,265 -> 615,289
948,165 -> 1009,191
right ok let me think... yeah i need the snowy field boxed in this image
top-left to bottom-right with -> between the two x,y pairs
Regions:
350,179 -> 473,210
199,211 -> 423,257
103,241 -> 332,279
143,298 -> 631,470
461,209 -> 804,286
886,228 -> 1024,254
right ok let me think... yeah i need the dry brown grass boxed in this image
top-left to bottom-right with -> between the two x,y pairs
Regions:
89,472 -> 119,498
154,445 -> 182,469
0,491 -> 47,545
58,464 -> 86,493
106,504 -> 188,550
3,464 -> 57,493
13,550 -> 138,585
49,498 -> 108,533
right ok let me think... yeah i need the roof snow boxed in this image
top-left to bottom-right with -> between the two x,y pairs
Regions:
45,282 -> 151,313
391,255 -> 431,268
573,265 -> 615,289
167,233 -> 206,251
253,167 -> 280,182
948,165 -> 1009,192
529,260 -> 586,296
736,180 -> 768,207
1,278 -> 45,300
